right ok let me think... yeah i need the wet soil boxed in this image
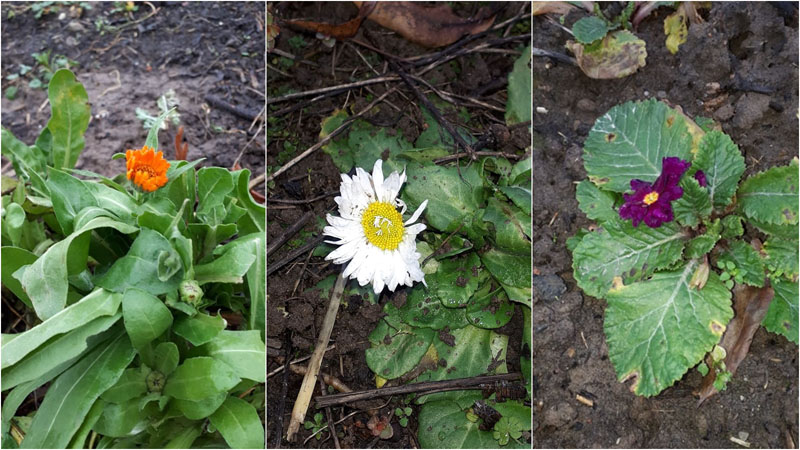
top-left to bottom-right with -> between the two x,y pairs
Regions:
1,1 -> 265,181
534,3 -> 798,448
267,2 -> 529,447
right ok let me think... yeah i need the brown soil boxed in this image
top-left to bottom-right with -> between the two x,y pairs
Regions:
1,1 -> 265,181
267,2 -> 530,448
534,3 -> 798,448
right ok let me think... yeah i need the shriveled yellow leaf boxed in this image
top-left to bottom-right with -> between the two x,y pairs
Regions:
664,8 -> 688,54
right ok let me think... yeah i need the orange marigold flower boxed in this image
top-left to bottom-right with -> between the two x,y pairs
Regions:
125,146 -> 170,192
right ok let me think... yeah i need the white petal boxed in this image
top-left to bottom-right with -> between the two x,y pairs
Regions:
405,199 -> 428,225
372,159 -> 384,201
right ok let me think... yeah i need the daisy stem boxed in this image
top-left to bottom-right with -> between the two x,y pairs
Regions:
286,270 -> 347,441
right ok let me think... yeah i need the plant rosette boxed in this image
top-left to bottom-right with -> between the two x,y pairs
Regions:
0,69 -> 266,448
569,98 -> 798,397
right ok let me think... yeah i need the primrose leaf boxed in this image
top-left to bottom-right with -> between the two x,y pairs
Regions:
721,215 -> 744,239
672,176 -> 712,228
567,30 -> 647,80
605,261 -> 733,397
121,288 -> 173,349
583,99 -> 694,192
717,240 -> 766,287
572,16 -> 609,44
762,278 -> 798,344
663,7 -> 688,54
685,232 -> 719,259
163,357 -> 240,401
21,330 -> 135,449
750,219 -> 799,239
572,219 -> 687,298
505,46 -> 531,126
693,130 -> 745,210
46,69 -> 90,171
208,396 -> 265,450
576,180 -> 618,222
737,160 -> 799,225
366,303 -> 435,380
763,237 -> 799,279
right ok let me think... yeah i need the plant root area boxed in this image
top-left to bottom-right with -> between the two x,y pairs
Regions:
534,3 -> 798,448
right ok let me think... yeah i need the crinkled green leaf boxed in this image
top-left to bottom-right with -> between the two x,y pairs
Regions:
208,396 -> 265,449
21,331 -> 135,449
763,237 -> 799,279
122,288 -> 173,349
583,99 -> 694,192
195,330 -> 265,383
605,261 -> 733,397
685,232 -> 719,259
46,69 -> 90,171
572,16 -> 609,44
721,214 -> 744,239
572,219 -> 687,298
738,161 -> 799,225
718,240 -> 766,287
366,303 -> 435,380
762,278 -> 798,344
693,130 -> 745,210
576,180 -> 618,222
506,46 -> 531,126
1,288 -> 122,369
672,176 -> 712,228
163,357 -> 240,401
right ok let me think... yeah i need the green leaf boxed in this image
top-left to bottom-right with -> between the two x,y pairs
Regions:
194,240 -> 257,285
763,237 -> 799,279
481,198 -> 530,255
583,99 -> 694,192
68,399 -> 105,448
143,107 -> 177,151
1,246 -> 37,308
717,240 -> 765,287
47,168 -> 98,235
173,312 -> 226,346
576,180 -> 618,222
399,283 -> 469,330
1,288 -> 121,369
173,392 -> 227,420
672,176 -> 712,228
1,128 -> 46,182
321,116 -> 412,173
208,396 -> 265,449
604,262 -> 733,397
429,252 -> 484,309
152,342 -> 180,377
196,330 -> 266,383
243,233 -> 265,336
196,167 -> 235,225
465,281 -> 515,329
505,46 -> 531,126
2,314 -> 120,391
738,161 -> 799,225
693,130 -> 745,210
685,232 -> 719,259
21,330 -> 135,449
480,248 -> 531,307
46,69 -> 90,171
498,185 -> 531,216
122,288 -> 173,349
3,202 -> 25,246
22,217 -> 137,320
721,215 -> 744,239
366,303 -> 435,380
418,398 -> 528,449
572,16 -> 609,44
92,401 -> 143,438
401,163 -> 485,233
762,278 -> 798,344
100,367 -> 147,404
163,357 -> 241,401
572,219 -> 687,298
95,228 -> 184,296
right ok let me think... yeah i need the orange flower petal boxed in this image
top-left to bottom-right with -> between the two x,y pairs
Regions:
125,145 -> 171,192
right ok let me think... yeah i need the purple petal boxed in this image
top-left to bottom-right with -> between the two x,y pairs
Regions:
694,170 -> 707,187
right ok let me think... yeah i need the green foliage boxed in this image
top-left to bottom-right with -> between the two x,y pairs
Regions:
506,46 -> 531,126
693,130 -> 745,210
572,16 -> 610,44
738,160 -> 799,225
672,176 -> 711,228
1,70 -> 265,447
576,180 -> 618,222
762,278 -> 799,344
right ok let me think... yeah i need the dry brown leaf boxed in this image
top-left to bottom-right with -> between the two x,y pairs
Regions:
284,2 -> 376,40
695,284 -> 775,404
532,2 -> 577,16
353,1 -> 498,48
567,30 -> 647,79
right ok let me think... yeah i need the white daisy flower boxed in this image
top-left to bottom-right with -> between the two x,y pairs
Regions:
323,159 -> 429,294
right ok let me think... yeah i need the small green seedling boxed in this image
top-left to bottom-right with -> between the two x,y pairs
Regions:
492,416 -> 524,446
304,412 -> 327,440
395,406 -> 413,427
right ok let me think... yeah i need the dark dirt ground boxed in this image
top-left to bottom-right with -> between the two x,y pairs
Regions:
266,2 -> 530,448
534,2 -> 798,449
0,0 -> 265,425
1,1 -> 265,182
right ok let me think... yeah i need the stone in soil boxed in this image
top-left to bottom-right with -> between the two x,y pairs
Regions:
533,274 -> 566,302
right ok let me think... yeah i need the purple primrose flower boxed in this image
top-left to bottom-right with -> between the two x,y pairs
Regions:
619,157 -> 691,228
694,170 -> 707,187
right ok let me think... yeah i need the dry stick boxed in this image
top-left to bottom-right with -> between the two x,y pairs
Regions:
266,87 -> 399,184
286,272 -> 347,441
315,373 -> 522,409
266,210 -> 315,257
290,364 -> 353,393
267,76 -> 400,105
267,344 -> 337,379
434,150 -> 524,165
204,94 -> 262,121
267,235 -> 326,276
320,380 -> 341,449
268,191 -> 337,205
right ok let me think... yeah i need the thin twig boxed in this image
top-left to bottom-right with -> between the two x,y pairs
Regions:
266,210 -> 315,257
267,345 -> 336,379
268,191 -> 337,205
267,235 -> 326,276
267,76 -> 400,105
434,151 -> 524,165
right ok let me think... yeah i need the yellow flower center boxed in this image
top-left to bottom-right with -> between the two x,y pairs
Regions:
643,191 -> 659,205
361,201 -> 404,251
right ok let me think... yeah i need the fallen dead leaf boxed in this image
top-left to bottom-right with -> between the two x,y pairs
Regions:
567,30 -> 647,79
696,284 -> 775,404
283,2 -> 376,40
353,1 -> 499,48
532,2 -> 577,16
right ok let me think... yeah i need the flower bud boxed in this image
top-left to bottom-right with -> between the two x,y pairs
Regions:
689,260 -> 710,290
180,279 -> 203,304
146,370 -> 166,392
